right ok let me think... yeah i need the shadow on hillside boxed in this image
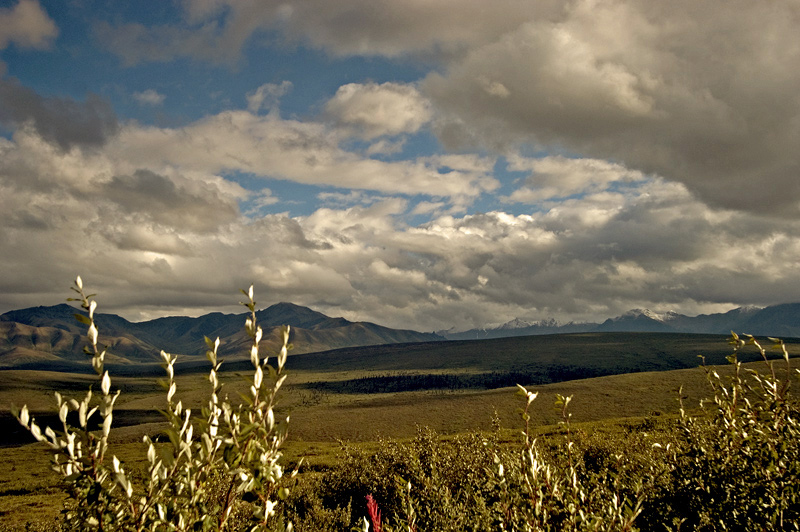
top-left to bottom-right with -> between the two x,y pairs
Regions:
0,409 -> 164,447
300,366 -> 618,395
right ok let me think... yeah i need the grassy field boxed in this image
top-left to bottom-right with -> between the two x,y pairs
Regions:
0,331 -> 795,529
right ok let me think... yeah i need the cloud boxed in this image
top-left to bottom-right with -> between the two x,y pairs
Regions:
242,188 -> 280,217
3,123 -> 800,329
90,0 -> 800,217
5,1 -> 800,328
325,82 -> 432,139
0,0 -> 58,50
0,77 -> 119,150
246,81 -> 292,113
317,190 -> 386,209
423,0 -> 800,215
101,169 -> 241,233
365,138 -> 406,156
504,155 -> 647,203
133,89 -> 166,106
99,224 -> 193,256
93,21 -> 224,66
93,0 -> 548,64
107,111 -> 497,200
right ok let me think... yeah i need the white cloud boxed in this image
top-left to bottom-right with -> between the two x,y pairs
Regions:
91,0 -> 800,215
3,122 -> 800,330
243,188 -> 280,217
365,138 -> 406,156
6,0 -> 800,330
246,81 -> 292,113
325,82 -> 432,139
0,0 -> 57,50
410,201 -> 445,216
133,89 -> 166,106
107,111 -> 497,200
504,155 -> 647,203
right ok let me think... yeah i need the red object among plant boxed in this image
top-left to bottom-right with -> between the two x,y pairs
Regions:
366,494 -> 382,532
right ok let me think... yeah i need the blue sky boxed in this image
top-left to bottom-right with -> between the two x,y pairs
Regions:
1,0 -> 799,331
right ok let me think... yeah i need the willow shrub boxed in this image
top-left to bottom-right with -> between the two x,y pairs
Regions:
637,333 -> 800,531
13,278 -> 294,532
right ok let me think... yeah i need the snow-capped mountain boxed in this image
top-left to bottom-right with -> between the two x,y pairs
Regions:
596,309 -> 677,332
438,304 -> 800,340
498,317 -> 535,330
439,317 -> 596,340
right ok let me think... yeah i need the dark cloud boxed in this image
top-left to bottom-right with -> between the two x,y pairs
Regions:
423,0 -> 800,216
102,169 -> 239,233
249,216 -> 333,250
0,77 -> 118,150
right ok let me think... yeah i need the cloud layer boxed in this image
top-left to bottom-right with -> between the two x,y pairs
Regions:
92,0 -> 800,215
2,114 -> 800,330
1,0 -> 799,333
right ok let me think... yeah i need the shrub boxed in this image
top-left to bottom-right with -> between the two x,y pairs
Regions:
279,405 -> 652,532
639,333 -> 800,531
281,428 -> 498,532
13,278 -> 294,531
490,390 -> 645,531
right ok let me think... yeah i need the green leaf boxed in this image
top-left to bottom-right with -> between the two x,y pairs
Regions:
73,313 -> 91,325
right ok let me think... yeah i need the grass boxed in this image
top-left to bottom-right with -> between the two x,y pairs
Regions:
0,332 -> 796,529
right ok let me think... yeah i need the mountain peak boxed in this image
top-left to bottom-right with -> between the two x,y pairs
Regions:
499,318 -> 534,330
1,303 -> 80,321
255,302 -> 350,329
617,309 -> 681,322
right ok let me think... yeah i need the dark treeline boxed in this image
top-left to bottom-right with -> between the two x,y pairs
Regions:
301,365 -> 620,395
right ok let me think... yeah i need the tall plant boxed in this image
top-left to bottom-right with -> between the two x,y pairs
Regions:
13,277 -> 293,531
645,333 -> 800,531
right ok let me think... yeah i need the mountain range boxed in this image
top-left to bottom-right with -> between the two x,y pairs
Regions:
437,304 -> 800,340
1,302 -> 798,371
0,302 -> 441,370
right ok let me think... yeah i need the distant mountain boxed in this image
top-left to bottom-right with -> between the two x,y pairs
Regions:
667,306 -> 762,334
0,302 -> 443,370
4,300 -> 798,371
737,304 -> 800,338
596,309 -> 678,333
439,318 -> 599,340
438,304 -> 800,340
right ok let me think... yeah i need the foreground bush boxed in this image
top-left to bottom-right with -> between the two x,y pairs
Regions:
11,280 -> 800,531
14,278 -> 294,531
638,333 -> 800,531
279,336 -> 799,531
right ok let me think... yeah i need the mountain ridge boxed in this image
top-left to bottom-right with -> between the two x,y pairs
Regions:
439,304 -> 800,340
0,302 -> 442,370
3,301 -> 799,371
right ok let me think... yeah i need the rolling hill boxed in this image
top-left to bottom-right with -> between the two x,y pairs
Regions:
0,302 -> 442,370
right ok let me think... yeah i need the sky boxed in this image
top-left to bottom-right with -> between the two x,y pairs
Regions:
1,0 -> 799,332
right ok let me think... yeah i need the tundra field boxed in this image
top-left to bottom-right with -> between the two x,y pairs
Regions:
1,332 -> 798,530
